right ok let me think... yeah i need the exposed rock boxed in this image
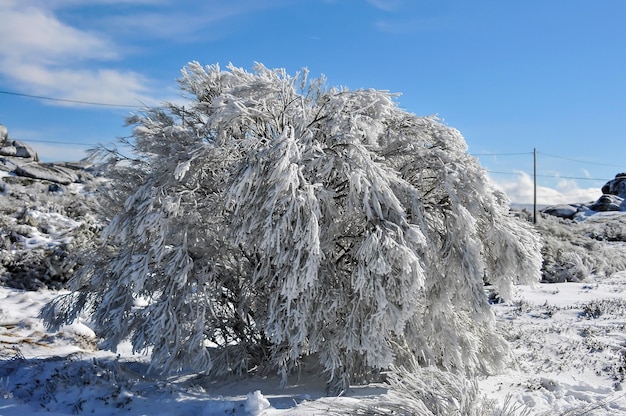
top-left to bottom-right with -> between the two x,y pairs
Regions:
0,140 -> 39,161
0,124 -> 7,144
542,173 -> 626,219
542,204 -> 579,219
602,173 -> 626,199
48,183 -> 65,193
0,156 -> 19,173
0,125 -> 90,185
589,194 -> 624,212
14,163 -> 80,185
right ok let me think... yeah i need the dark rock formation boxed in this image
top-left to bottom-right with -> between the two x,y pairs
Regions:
0,139 -> 39,161
589,194 -> 624,212
602,173 -> 626,199
542,204 -> 580,219
542,173 -> 626,219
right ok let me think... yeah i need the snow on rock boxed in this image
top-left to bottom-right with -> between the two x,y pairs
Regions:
0,289 -> 86,359
0,124 -> 90,185
542,204 -> 580,219
0,140 -> 38,161
603,173 -> 626,199
542,172 -> 626,218
14,163 -> 79,185
590,194 -> 624,212
59,321 -> 96,339
0,161 -> 101,290
0,124 -> 8,143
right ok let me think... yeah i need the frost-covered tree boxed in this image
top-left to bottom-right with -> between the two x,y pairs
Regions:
43,62 -> 542,394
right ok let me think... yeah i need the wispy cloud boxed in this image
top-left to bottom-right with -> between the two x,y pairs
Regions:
366,0 -> 404,12
0,1 -> 292,107
0,5 -> 118,63
96,2 -> 280,42
0,1 -> 161,107
374,13 -> 459,35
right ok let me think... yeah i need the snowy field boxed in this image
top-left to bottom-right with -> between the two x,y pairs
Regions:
3,164 -> 626,414
2,269 -> 626,414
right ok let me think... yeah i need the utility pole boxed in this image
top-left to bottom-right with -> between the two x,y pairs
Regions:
533,148 -> 537,224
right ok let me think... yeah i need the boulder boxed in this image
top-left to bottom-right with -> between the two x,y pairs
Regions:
0,124 -> 7,144
602,173 -> 626,199
14,163 -> 80,185
542,204 -> 580,219
0,156 -> 19,173
589,194 -> 624,212
0,126 -> 89,185
0,140 -> 39,161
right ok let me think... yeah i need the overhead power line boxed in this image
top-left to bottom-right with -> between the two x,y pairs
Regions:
506,192 -> 600,199
538,174 -> 609,181
473,150 -> 623,170
486,170 -> 609,182
471,152 -> 533,156
488,170 -> 527,176
539,151 -> 625,168
0,89 -> 145,108
20,139 -> 98,147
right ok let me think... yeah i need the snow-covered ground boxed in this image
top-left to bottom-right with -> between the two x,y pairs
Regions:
0,284 -> 380,415
3,168 -> 626,414
2,274 -> 626,415
483,275 -> 626,415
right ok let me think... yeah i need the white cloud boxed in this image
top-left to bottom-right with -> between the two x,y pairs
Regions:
0,2 -> 161,107
491,171 -> 601,206
0,1 -> 291,107
367,0 -> 404,12
93,0 -> 293,44
0,5 -> 118,64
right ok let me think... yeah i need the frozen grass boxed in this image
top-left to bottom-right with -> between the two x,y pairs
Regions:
2,174 -> 626,414
533,212 -> 626,282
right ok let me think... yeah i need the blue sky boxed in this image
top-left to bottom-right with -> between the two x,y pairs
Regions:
1,0 -> 625,204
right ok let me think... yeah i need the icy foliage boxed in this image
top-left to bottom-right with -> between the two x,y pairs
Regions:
0,175 -> 102,290
347,361 -> 483,415
532,212 -> 626,283
42,62 -> 542,393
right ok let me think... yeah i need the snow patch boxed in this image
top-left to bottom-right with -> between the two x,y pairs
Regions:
244,390 -> 272,415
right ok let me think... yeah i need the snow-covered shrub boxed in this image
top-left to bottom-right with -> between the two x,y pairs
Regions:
535,213 -> 626,283
328,362 -> 534,415
43,62 -> 542,393
579,298 -> 626,320
0,177 -> 102,290
0,355 -> 138,413
326,361 -> 482,415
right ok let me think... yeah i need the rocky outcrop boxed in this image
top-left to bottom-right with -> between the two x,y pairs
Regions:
589,194 -> 624,212
542,204 -> 580,219
542,173 -> 626,219
0,124 -> 7,143
14,163 -> 80,185
0,139 -> 39,161
602,173 -> 626,199
0,124 -> 90,185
